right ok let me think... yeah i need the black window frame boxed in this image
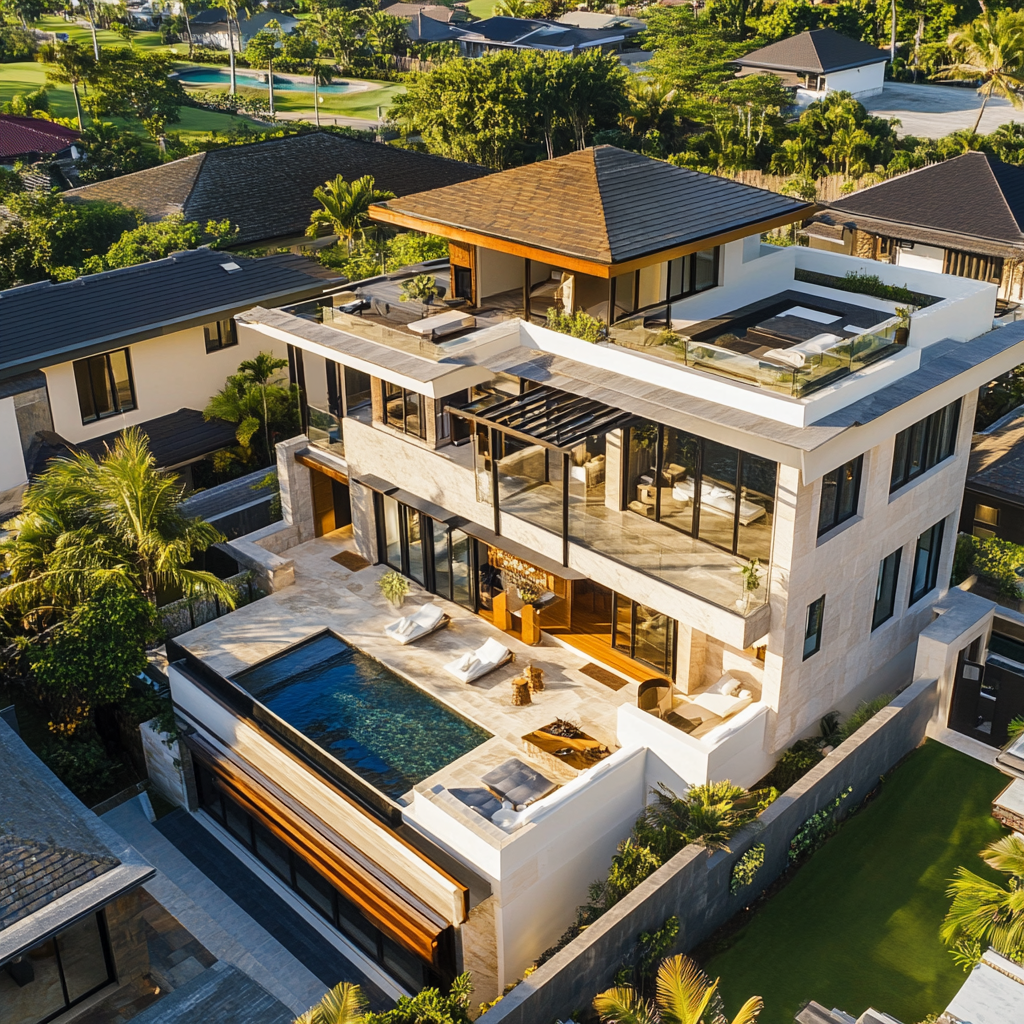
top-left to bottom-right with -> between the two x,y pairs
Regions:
910,519 -> 945,605
203,318 -> 238,353
890,399 -> 961,492
817,454 -> 864,536
804,596 -> 825,660
73,348 -> 136,425
382,381 -> 428,440
872,547 -> 902,630
612,245 -> 721,322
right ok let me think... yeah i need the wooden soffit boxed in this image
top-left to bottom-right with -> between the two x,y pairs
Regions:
370,204 -> 817,279
189,738 -> 449,965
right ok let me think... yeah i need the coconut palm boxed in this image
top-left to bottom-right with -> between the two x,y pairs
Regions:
239,351 -> 288,458
594,954 -> 763,1024
293,981 -> 367,1024
493,0 -> 530,15
245,19 -> 282,115
939,10 -> 1024,134
0,428 -> 234,618
222,0 -> 246,95
44,40 -> 96,130
306,174 -> 396,252
942,834 -> 1024,961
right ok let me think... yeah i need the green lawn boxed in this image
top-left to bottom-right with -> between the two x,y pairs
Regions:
464,0 -> 498,18
705,741 -> 1007,1024
29,14 -> 171,53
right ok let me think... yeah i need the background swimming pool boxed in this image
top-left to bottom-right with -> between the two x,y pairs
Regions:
177,68 -> 354,95
234,633 -> 491,799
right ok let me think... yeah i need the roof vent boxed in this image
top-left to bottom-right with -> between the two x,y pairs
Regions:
220,262 -> 242,274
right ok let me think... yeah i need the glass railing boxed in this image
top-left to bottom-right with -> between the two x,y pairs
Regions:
307,405 -> 345,456
608,316 -> 903,398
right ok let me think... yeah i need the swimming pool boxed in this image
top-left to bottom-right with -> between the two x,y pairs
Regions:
176,68 -> 354,95
233,632 -> 491,799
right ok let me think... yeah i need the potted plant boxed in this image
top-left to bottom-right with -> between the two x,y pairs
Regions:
736,557 -> 763,610
894,306 -> 911,346
378,569 -> 409,608
400,274 -> 439,306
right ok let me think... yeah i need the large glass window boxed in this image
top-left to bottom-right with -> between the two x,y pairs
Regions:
818,455 -> 863,535
872,548 -> 902,630
203,318 -> 237,353
890,400 -> 961,491
382,495 -> 401,570
0,914 -> 112,1024
612,594 -> 676,676
804,596 -> 825,659
910,519 -> 945,605
383,382 -> 427,439
73,349 -> 136,423
344,366 -> 372,413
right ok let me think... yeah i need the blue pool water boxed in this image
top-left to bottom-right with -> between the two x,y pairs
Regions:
177,68 -> 354,95
233,632 -> 491,798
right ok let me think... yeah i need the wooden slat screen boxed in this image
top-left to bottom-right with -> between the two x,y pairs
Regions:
190,740 -> 446,964
943,247 -> 1004,285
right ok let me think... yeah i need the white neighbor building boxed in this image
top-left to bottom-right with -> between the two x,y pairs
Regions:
163,148 -> 1024,1004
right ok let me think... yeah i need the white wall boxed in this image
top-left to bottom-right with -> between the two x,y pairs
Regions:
896,243 -> 945,274
824,61 -> 886,98
44,325 -> 286,443
0,396 -> 27,493
476,247 -> 524,301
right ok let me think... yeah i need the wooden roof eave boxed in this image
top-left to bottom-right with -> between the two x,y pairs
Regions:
369,203 -> 817,279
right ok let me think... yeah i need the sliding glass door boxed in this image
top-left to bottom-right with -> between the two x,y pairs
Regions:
612,594 -> 677,677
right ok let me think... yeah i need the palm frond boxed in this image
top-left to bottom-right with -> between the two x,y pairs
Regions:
730,995 -> 765,1024
655,955 -> 717,1024
593,985 -> 658,1024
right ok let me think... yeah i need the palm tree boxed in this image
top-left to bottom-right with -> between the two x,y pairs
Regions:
306,174 -> 396,252
493,0 -> 530,15
222,0 -> 245,96
939,10 -> 1024,134
622,81 -> 679,150
239,351 -> 289,459
595,954 -> 763,1024
44,40 -> 96,130
294,981 -> 367,1024
0,428 -> 235,616
942,834 -> 1024,962
245,19 -> 282,115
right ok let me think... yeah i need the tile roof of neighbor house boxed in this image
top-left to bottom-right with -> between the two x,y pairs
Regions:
28,409 -> 240,477
817,152 -> 1024,257
372,146 -> 813,264
736,28 -> 889,74
0,718 -> 153,959
0,247 -> 342,380
966,407 -> 1024,502
64,133 -> 491,245
0,114 -> 80,159
457,15 -> 625,49
382,3 -> 457,22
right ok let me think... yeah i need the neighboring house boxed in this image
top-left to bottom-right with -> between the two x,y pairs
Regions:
63,132 -> 491,248
555,10 -> 646,34
0,248 -> 341,513
735,28 -> 888,101
808,152 -> 1024,304
382,3 -> 467,24
958,406 -> 1024,543
188,8 -> 299,49
0,717 -> 155,1024
160,145 -> 1022,1002
452,16 -> 637,56
0,114 -> 79,162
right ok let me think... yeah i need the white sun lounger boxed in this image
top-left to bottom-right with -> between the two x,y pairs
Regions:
383,603 -> 450,645
445,637 -> 514,683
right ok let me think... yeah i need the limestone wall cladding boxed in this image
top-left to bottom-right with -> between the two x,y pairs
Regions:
141,718 -> 186,807
764,391 -> 977,752
476,676 -> 938,1024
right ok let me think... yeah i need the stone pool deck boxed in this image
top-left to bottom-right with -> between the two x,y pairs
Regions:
176,531 -> 644,801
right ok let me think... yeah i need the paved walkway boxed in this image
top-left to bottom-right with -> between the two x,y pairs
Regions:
861,82 -> 1018,138
102,798 -> 328,1017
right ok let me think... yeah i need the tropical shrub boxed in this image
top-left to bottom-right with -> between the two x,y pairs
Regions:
730,844 -> 766,894
378,570 -> 409,604
545,308 -> 606,342
788,786 -> 853,862
836,694 -> 893,743
953,533 -> 1024,599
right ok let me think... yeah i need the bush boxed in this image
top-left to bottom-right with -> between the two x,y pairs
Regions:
545,307 -> 605,342
788,786 -> 853,862
953,533 -> 1024,599
837,694 -> 893,743
762,740 -> 823,790
42,736 -> 119,800
730,843 -> 766,894
794,267 -> 937,307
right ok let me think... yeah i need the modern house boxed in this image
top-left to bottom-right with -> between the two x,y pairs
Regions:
188,8 -> 299,49
0,248 -> 341,513
734,28 -> 889,101
0,718 -> 155,1024
958,406 -> 1024,543
808,152 -> 1024,303
451,16 -> 638,56
161,147 -> 1022,1002
64,133 -> 491,248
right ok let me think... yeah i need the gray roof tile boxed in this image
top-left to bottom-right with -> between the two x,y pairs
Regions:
737,29 -> 888,74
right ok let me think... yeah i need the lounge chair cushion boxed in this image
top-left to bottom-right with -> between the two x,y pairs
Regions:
481,757 -> 558,810
384,602 -> 446,644
478,637 -> 510,664
450,787 -> 502,819
444,637 -> 511,683
706,672 -> 741,696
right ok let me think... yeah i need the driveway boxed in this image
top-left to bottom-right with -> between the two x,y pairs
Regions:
860,82 -> 1018,138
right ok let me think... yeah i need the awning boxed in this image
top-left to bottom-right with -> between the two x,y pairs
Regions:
449,384 -> 635,451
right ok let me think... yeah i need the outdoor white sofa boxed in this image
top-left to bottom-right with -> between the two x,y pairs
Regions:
445,637 -> 513,683
672,478 -> 766,525
383,603 -> 450,645
683,672 -> 754,721
759,332 -> 845,369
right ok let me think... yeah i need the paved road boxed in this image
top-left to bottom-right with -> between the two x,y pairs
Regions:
861,82 -> 1019,138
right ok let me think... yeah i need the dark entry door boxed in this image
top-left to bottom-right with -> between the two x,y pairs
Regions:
949,646 -> 1024,746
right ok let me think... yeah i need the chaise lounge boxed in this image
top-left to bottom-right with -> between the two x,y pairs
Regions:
384,602 -> 450,645
444,637 -> 514,683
